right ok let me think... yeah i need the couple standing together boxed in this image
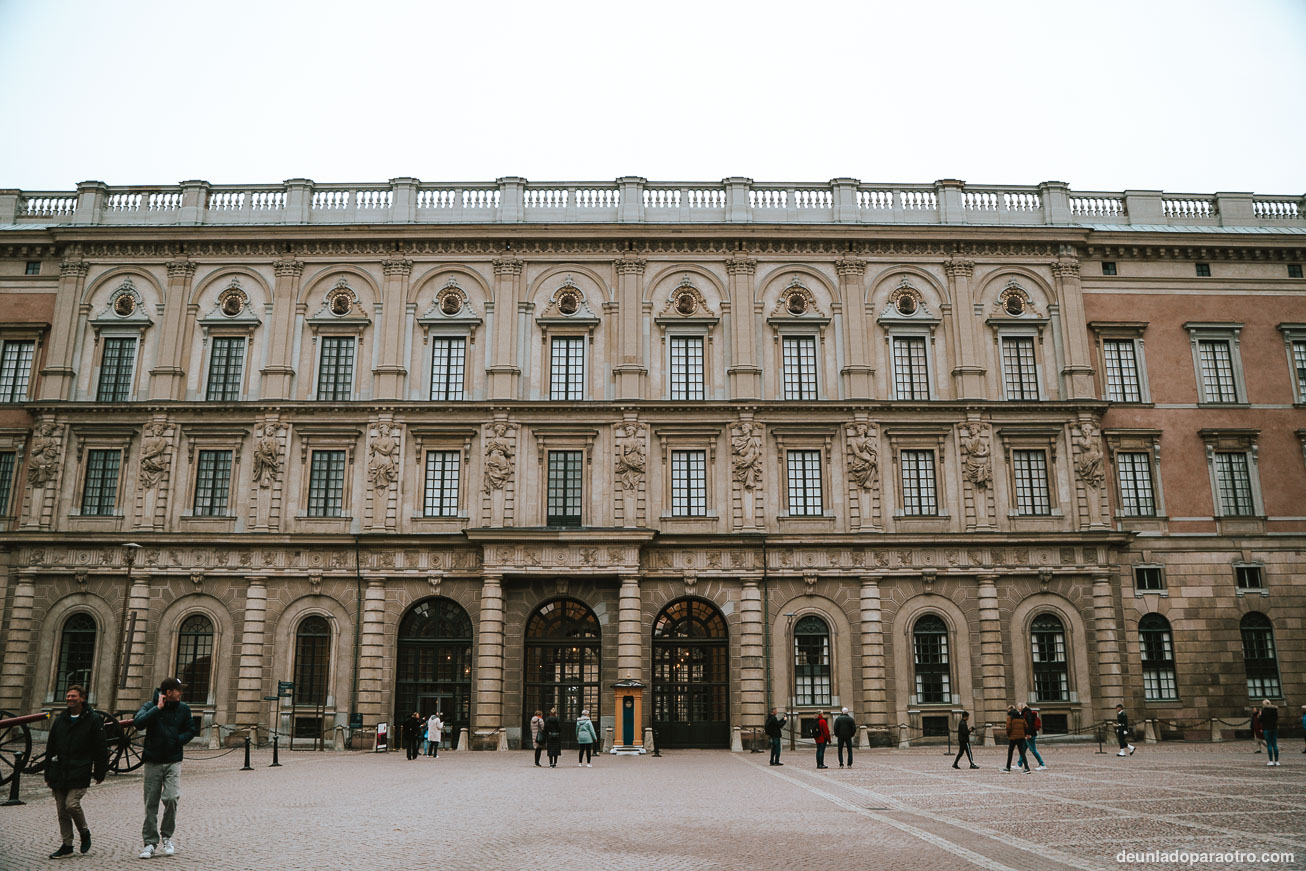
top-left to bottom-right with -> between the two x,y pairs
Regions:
529,708 -> 599,767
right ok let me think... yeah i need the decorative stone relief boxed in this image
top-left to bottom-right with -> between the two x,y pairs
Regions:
27,422 -> 61,488
845,422 -> 880,490
138,422 -> 174,488
367,422 -> 400,491
730,422 -> 763,490
483,422 -> 516,493
251,423 -> 285,488
959,423 -> 993,489
614,422 -> 646,491
1073,422 -> 1105,489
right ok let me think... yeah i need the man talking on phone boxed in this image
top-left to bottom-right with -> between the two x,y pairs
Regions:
133,678 -> 197,859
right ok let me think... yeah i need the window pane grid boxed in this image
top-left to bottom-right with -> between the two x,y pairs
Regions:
892,336 -> 929,399
307,450 -> 346,517
550,337 -> 585,400
55,614 -> 96,696
423,450 -> 460,517
317,337 -> 355,400
1198,340 -> 1238,402
1214,452 -> 1254,516
1001,337 -> 1038,399
900,450 -> 937,516
781,337 -> 817,400
175,615 -> 214,701
669,337 -> 705,400
1031,616 -> 1068,701
1115,452 -> 1156,517
294,617 -> 331,707
81,449 -> 121,515
1241,623 -> 1282,698
1013,449 -> 1051,515
193,450 -> 232,516
1140,616 -> 1177,700
546,450 -> 583,526
97,337 -> 137,401
913,619 -> 950,704
670,450 -> 707,517
0,340 -> 34,402
1293,341 -> 1306,402
1103,339 -> 1142,402
205,337 -> 246,400
786,450 -> 822,515
430,337 -> 466,401
0,451 -> 14,515
794,623 -> 831,706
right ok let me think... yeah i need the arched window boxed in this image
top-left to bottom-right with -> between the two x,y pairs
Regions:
652,598 -> 729,748
55,613 -> 97,696
175,614 -> 214,702
1240,612 -> 1281,698
524,599 -> 600,746
793,615 -> 831,706
395,598 -> 473,742
912,615 -> 950,704
293,616 -> 331,707
1139,614 -> 1177,701
1030,614 -> 1068,702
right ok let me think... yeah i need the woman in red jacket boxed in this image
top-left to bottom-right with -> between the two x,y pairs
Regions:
814,711 -> 832,769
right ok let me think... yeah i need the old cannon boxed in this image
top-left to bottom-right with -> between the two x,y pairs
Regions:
0,708 -> 146,788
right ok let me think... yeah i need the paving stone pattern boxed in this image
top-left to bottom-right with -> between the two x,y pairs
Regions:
1,743 -> 1304,870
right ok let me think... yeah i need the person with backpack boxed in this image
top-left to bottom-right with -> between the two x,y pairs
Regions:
813,711 -> 831,769
44,685 -> 108,859
1017,702 -> 1047,770
952,711 -> 978,769
576,709 -> 598,767
832,707 -> 856,768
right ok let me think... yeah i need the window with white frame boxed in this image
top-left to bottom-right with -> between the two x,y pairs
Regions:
316,336 -> 356,401
1235,564 -> 1264,590
96,337 -> 137,401
192,449 -> 233,516
793,615 -> 832,706
670,450 -> 707,517
1186,323 -> 1245,405
549,337 -> 585,400
546,450 -> 583,526
669,336 -> 705,400
1000,336 -> 1039,399
1213,452 -> 1255,516
80,448 -> 121,515
1240,612 -> 1281,698
430,336 -> 466,401
1133,565 -> 1165,592
1030,614 -> 1069,702
912,615 -> 950,704
1115,451 -> 1156,517
306,450 -> 347,517
1102,339 -> 1144,402
205,337 -> 246,401
781,336 -> 818,400
1139,614 -> 1178,701
0,450 -> 15,514
423,450 -> 460,517
785,450 -> 822,515
1011,449 -> 1052,515
0,339 -> 35,402
899,449 -> 937,516
1279,325 -> 1306,402
891,336 -> 930,400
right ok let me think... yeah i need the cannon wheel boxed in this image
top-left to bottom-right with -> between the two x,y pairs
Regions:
0,710 -> 34,787
105,712 -> 146,775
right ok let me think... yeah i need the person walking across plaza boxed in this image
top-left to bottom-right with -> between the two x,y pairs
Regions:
952,711 -> 978,769
530,709 -> 545,766
1016,703 -> 1047,770
427,711 -> 443,758
133,678 -> 197,859
1115,704 -> 1136,757
765,707 -> 788,766
832,707 -> 856,769
544,708 -> 562,768
1001,705 -> 1031,773
576,709 -> 598,767
403,711 -> 422,760
813,711 -> 831,769
1260,699 -> 1280,766
1251,706 -> 1265,754
44,685 -> 108,858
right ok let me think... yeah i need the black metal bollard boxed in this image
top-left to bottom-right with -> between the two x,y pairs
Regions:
269,735 -> 281,767
241,735 -> 253,771
1095,723 -> 1105,754
2,751 -> 26,806
750,726 -> 761,753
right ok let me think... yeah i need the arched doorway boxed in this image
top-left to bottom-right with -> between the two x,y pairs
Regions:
652,598 -> 729,748
395,598 -> 473,748
522,598 -> 600,748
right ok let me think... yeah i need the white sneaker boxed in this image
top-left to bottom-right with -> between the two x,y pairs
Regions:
1117,750 -> 1127,756
139,845 -> 155,859
1036,765 -> 1047,770
586,763 -> 592,768
1268,761 -> 1276,766
161,840 -> 175,856
578,762 -> 584,767
1128,745 -> 1136,755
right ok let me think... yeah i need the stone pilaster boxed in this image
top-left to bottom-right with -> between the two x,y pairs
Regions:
149,258 -> 198,399
616,572 -> 642,681
858,575 -> 888,726
613,256 -> 647,399
725,256 -> 761,398
234,576 -> 268,730
38,259 -> 90,400
738,575 -> 765,730
487,258 -> 523,399
835,258 -> 874,398
1051,254 -> 1097,399
356,576 -> 388,722
375,257 -> 412,397
474,573 -> 505,736
1092,570 -> 1126,718
0,572 -> 36,710
260,258 -> 303,398
120,578 -> 152,708
944,258 -> 986,398
975,573 -> 1007,726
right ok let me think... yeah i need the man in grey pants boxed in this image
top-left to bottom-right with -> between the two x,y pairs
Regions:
133,678 -> 197,859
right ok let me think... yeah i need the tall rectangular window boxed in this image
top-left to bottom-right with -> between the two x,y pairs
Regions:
781,336 -> 817,400
549,337 -> 585,400
423,450 -> 460,517
1001,336 -> 1038,399
546,450 -> 583,527
1012,449 -> 1051,515
670,450 -> 707,517
0,340 -> 35,402
1115,452 -> 1156,517
1214,452 -> 1254,516
96,337 -> 137,401
891,336 -> 929,399
786,450 -> 822,515
669,336 -> 705,400
430,337 -> 466,401
899,450 -> 937,516
307,450 -> 347,517
1292,340 -> 1306,402
205,337 -> 246,400
1102,339 -> 1142,402
1197,340 -> 1238,403
192,450 -> 233,516
316,336 -> 356,400
81,449 -> 121,515
0,451 -> 15,514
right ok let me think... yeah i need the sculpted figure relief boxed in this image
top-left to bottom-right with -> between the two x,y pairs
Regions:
845,422 -> 880,490
614,422 -> 646,491
1073,422 -> 1105,489
28,422 -> 61,487
731,422 -> 763,490
252,423 -> 284,488
367,422 -> 400,490
483,422 -> 515,493
959,422 -> 993,490
138,422 -> 173,488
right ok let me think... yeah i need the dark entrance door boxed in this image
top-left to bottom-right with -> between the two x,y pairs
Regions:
522,598 -> 600,749
652,598 -> 729,748
395,598 -> 473,748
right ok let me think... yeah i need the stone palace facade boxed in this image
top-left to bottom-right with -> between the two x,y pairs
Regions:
0,176 -> 1302,749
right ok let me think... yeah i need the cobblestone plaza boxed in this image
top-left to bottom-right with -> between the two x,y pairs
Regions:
1,744 -> 1303,870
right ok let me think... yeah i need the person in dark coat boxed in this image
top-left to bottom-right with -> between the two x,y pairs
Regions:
44,685 -> 108,858
1115,704 -> 1136,757
402,712 -> 422,760
1260,699 -> 1280,766
1002,705 -> 1031,773
1017,702 -> 1047,770
813,711 -> 831,769
832,707 -> 856,768
543,707 -> 562,767
952,710 -> 978,769
133,677 -> 197,858
764,707 -> 788,766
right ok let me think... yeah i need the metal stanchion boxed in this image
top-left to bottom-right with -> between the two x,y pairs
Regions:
1095,722 -> 1106,754
241,735 -> 253,770
651,729 -> 661,757
750,726 -> 761,753
2,751 -> 26,806
270,735 -> 281,767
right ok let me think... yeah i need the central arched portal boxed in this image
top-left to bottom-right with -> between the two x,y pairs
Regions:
652,598 -> 729,748
395,598 -> 473,747
522,598 -> 601,748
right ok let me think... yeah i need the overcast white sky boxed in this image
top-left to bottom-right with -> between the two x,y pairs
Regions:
2,0 -> 1303,193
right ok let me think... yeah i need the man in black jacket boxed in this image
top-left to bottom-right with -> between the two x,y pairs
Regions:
134,678 -> 197,859
1115,703 -> 1136,757
952,711 -> 978,769
832,707 -> 857,768
764,707 -> 787,765
44,685 -> 108,858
